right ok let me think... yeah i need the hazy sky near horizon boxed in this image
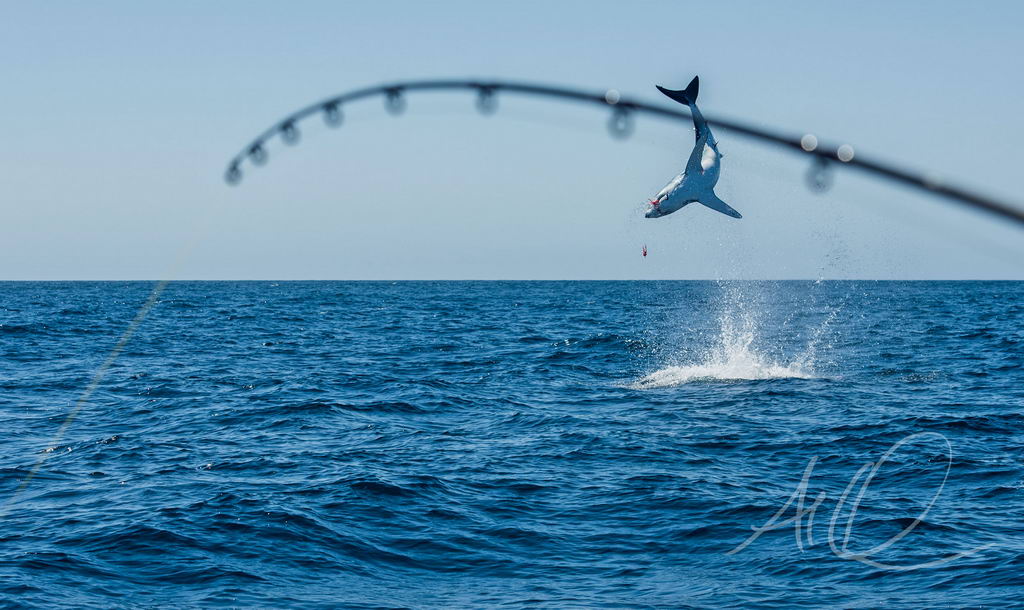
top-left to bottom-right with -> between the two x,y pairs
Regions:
2,0 -> 1023,279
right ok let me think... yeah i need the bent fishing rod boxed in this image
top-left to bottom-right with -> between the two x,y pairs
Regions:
223,79 -> 1024,229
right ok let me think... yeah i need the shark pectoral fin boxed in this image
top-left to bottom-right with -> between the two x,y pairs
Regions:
699,193 -> 742,219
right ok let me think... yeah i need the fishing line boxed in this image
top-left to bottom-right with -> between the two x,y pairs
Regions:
1,210 -> 216,517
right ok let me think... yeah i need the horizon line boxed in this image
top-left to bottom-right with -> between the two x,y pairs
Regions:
2,278 -> 1023,283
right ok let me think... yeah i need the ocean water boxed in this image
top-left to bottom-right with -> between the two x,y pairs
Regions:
1,280 -> 1022,608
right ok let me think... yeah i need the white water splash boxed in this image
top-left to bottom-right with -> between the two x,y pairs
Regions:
631,287 -> 836,389
632,354 -> 814,388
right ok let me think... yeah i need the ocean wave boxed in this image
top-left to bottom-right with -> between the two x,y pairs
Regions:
2,280 -> 1021,607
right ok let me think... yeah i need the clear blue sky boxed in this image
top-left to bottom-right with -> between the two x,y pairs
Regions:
2,0 -> 1022,279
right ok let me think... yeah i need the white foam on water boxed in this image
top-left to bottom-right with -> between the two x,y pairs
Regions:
632,354 -> 815,388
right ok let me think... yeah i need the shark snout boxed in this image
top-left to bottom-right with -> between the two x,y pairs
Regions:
645,198 -> 665,218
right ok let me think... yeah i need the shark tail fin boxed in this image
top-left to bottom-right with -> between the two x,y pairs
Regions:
656,76 -> 699,106
699,192 -> 742,219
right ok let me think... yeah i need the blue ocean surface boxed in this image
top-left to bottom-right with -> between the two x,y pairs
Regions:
1,281 -> 1022,608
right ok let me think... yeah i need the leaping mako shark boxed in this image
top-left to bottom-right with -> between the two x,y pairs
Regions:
645,76 -> 741,220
